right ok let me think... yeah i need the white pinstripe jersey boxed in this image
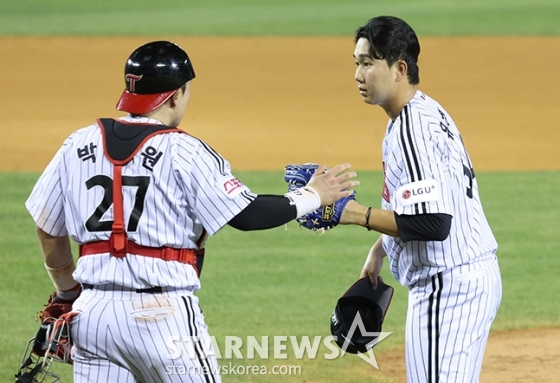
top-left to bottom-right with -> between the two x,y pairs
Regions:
26,116 -> 256,291
381,91 -> 497,287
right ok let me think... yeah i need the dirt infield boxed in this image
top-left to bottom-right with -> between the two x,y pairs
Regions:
1,36 -> 559,172
1,36 -> 559,382
379,327 -> 560,383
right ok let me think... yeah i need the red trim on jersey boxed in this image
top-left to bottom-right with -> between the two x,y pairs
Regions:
382,162 -> 391,203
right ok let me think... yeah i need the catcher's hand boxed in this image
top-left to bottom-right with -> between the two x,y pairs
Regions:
284,163 -> 356,232
38,284 -> 81,323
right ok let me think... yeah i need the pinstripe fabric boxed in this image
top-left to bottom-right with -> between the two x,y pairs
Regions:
25,116 -> 256,290
405,255 -> 501,383
380,91 -> 498,287
71,287 -> 221,383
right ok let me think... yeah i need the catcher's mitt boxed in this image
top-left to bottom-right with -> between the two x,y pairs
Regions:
38,284 -> 81,323
284,163 -> 356,232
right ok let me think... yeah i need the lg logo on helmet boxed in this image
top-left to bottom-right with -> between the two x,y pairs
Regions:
126,74 -> 143,92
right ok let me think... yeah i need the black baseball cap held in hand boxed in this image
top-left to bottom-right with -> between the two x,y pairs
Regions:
116,41 -> 196,115
330,277 -> 394,354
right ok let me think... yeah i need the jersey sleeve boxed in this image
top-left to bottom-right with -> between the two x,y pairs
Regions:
173,136 -> 256,236
389,106 -> 453,216
25,135 -> 75,236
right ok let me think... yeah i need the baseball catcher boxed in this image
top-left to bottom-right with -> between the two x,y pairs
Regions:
284,163 -> 356,232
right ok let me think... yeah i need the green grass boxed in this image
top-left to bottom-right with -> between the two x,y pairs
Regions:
0,0 -> 559,36
1,170 -> 559,382
476,172 -> 560,329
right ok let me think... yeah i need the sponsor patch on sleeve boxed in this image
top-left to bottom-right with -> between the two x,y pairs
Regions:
216,175 -> 248,199
394,179 -> 441,208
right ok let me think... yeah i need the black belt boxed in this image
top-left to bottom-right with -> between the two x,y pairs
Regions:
82,284 -> 163,294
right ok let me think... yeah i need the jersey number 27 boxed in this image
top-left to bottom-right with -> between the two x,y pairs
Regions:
85,174 -> 150,232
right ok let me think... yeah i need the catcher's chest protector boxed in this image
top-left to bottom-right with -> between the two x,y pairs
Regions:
96,118 -> 184,257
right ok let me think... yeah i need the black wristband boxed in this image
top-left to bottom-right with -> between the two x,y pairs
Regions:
365,207 -> 372,231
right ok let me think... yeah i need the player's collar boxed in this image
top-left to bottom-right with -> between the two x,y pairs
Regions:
119,116 -> 165,125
